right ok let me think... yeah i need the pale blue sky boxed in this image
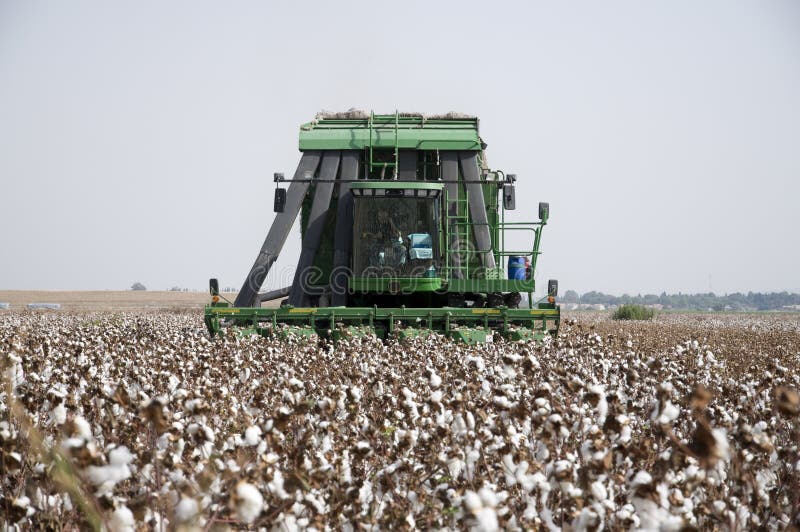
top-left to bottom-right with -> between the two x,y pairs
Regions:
1,1 -> 798,295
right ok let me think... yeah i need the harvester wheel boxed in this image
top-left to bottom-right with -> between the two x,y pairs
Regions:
504,292 -> 522,309
488,292 -> 504,308
448,294 -> 466,308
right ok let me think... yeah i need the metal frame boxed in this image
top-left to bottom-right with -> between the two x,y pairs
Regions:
205,304 -> 560,343
213,113 -> 560,343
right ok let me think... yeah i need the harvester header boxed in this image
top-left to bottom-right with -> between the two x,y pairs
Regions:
206,111 -> 559,343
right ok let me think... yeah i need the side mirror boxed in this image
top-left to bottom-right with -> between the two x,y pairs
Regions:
503,184 -> 516,210
538,202 -> 549,221
548,279 -> 558,298
274,188 -> 286,213
209,278 -> 219,296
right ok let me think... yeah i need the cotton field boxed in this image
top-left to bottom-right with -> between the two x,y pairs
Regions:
1,311 -> 799,530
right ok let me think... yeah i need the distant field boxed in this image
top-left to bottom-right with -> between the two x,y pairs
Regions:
0,290 -> 250,310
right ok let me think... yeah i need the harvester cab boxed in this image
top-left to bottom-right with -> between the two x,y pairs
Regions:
206,111 -> 559,343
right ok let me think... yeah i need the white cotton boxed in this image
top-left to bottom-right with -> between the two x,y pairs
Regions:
466,411 -> 476,431
85,462 -> 131,487
109,446 -> 134,466
401,387 -> 416,401
50,403 -> 67,425
235,482 -> 264,524
109,506 -> 135,532
340,451 -> 353,484
304,493 -> 328,515
348,386 -> 362,403
596,396 -> 608,425
540,508 -> 560,532
175,497 -> 199,522
657,401 -> 680,425
631,471 -> 652,486
429,371 -> 442,389
356,441 -> 371,452
465,448 -> 481,481
632,497 -> 682,531
590,479 -> 608,501
5,356 -> 25,391
269,470 -> 290,499
13,496 -> 31,509
493,396 -> 512,409
358,479 -> 374,506
502,454 -> 518,486
86,446 -> 133,488
619,424 -> 632,444
73,416 -> 93,440
244,425 -> 262,446
464,490 -> 483,513
712,428 -> 730,461
447,456 -> 465,480
475,507 -> 500,531
451,415 -> 468,436
478,486 -> 498,508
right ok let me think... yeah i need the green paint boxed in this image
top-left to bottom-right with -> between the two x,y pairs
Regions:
349,277 -> 443,293
214,112 -> 561,339
205,305 -> 559,343
350,181 -> 443,191
299,114 -> 481,152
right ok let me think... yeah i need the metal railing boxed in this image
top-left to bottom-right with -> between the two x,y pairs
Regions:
442,187 -> 546,283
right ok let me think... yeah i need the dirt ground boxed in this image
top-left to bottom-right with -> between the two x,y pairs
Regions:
0,290 -> 238,311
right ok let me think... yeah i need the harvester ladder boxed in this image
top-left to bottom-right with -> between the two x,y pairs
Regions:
443,188 -> 472,280
368,111 -> 400,179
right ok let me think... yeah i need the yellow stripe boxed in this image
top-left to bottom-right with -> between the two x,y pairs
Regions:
289,308 -> 317,314
472,309 -> 501,315
212,308 -> 240,314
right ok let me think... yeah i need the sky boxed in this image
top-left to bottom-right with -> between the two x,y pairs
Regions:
1,1 -> 798,296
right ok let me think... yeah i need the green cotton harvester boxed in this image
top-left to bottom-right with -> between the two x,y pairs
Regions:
206,111 -> 560,343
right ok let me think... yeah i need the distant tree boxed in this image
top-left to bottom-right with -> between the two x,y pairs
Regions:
643,294 -> 659,305
131,282 -> 147,291
169,286 -> 183,292
572,290 -> 800,311
563,290 -> 579,303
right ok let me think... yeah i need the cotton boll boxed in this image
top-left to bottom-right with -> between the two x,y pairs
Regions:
464,490 -> 483,513
73,416 -> 93,440
85,446 -> 133,489
269,470 -> 291,499
175,497 -> 199,523
475,507 -> 500,532
244,425 -> 262,446
50,403 -> 67,425
631,471 -> 652,486
590,479 -> 608,502
712,428 -> 730,461
632,497 -> 683,531
235,482 -> 264,524
657,402 -> 680,425
109,446 -> 134,466
109,506 -> 135,532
